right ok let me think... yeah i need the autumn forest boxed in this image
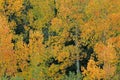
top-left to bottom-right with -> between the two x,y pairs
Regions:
0,0 -> 120,80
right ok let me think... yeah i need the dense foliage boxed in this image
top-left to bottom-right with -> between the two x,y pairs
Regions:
0,0 -> 120,80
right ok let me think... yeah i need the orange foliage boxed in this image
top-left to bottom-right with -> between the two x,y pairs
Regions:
0,14 -> 16,77
4,0 -> 23,15
94,40 -> 118,79
82,59 -> 105,80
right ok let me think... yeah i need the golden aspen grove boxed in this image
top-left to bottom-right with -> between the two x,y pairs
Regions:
0,0 -> 120,80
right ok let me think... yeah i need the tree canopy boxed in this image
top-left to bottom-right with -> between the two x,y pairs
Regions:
0,0 -> 120,80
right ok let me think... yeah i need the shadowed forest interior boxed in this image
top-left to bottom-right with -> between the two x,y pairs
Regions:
0,0 -> 120,80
